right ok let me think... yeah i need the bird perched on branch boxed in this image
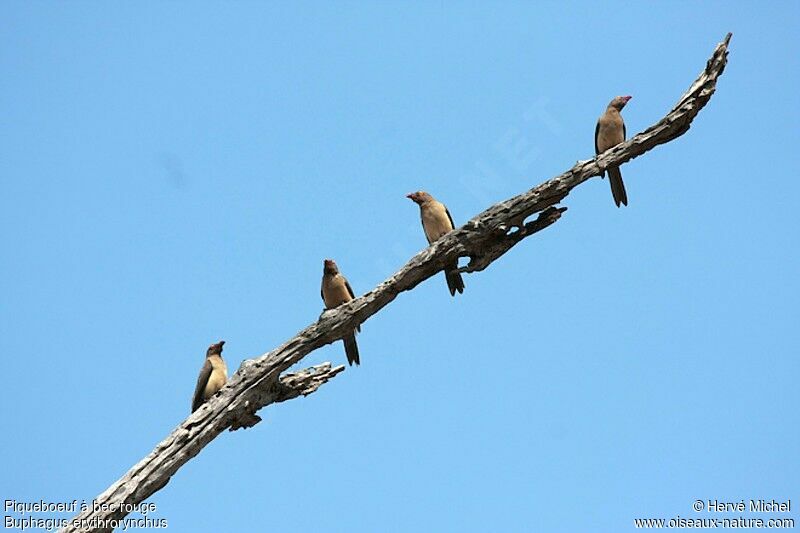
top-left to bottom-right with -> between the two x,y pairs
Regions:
191,340 -> 228,413
406,191 -> 465,296
595,95 -> 632,207
321,259 -> 361,366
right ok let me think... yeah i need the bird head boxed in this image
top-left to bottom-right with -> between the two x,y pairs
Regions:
610,95 -> 632,110
406,191 -> 433,205
207,340 -> 225,357
323,258 -> 339,275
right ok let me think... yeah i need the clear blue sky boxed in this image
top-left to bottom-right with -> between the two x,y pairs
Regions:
2,2 -> 798,532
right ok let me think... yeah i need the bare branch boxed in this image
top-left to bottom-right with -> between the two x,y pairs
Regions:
61,32 -> 731,533
61,363 -> 343,533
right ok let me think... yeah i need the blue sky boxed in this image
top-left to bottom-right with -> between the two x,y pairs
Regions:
1,2 -> 798,532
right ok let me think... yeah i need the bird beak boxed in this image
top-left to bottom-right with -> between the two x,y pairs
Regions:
624,95 -> 633,102
406,193 -> 414,199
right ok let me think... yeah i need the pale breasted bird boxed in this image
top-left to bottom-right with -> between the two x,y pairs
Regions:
321,259 -> 361,366
595,95 -> 632,207
406,191 -> 465,296
191,340 -> 228,413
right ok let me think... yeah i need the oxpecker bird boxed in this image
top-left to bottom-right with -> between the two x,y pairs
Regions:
321,259 -> 361,366
191,340 -> 228,413
595,95 -> 632,207
407,191 -> 465,296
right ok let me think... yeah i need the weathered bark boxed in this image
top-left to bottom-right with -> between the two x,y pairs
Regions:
61,32 -> 731,533
60,363 -> 344,533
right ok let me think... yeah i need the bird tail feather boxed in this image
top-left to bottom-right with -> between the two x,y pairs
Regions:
343,333 -> 360,366
608,166 -> 628,207
445,262 -> 465,296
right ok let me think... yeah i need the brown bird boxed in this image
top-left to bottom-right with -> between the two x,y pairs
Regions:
406,191 -> 465,296
321,259 -> 360,366
595,95 -> 632,207
191,340 -> 228,413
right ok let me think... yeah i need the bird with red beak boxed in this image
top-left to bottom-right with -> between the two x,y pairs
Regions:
321,259 -> 361,366
406,191 -> 465,296
595,95 -> 632,207
191,340 -> 227,413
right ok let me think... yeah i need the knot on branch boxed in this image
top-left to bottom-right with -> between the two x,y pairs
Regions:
229,400 -> 264,431
229,363 -> 345,431
461,206 -> 568,273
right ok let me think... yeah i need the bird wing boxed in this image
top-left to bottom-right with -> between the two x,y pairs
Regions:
192,359 -> 212,412
594,121 -> 601,155
344,278 -> 361,332
444,206 -> 456,231
345,278 -> 355,300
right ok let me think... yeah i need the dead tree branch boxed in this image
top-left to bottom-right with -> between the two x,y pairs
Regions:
61,32 -> 731,533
